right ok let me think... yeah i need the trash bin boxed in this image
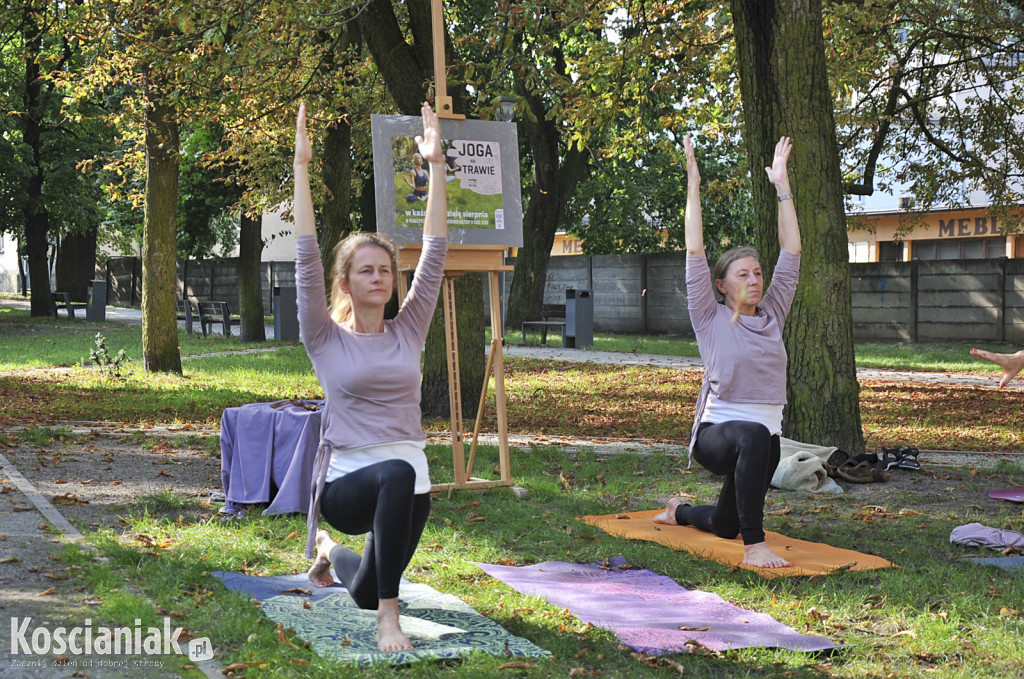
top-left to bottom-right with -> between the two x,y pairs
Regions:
86,280 -> 106,322
274,286 -> 299,341
564,288 -> 593,348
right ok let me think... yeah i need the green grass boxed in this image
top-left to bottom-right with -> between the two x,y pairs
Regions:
16,425 -> 77,446
0,306 -> 296,369
64,444 -> 1024,678
500,325 -> 1014,374
3,302 -> 1023,676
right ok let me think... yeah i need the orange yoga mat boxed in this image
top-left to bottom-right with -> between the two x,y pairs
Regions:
583,510 -> 896,578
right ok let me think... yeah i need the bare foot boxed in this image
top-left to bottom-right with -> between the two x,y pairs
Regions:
742,542 -> 791,568
653,497 -> 682,525
971,348 -> 1024,388
307,529 -> 336,587
376,598 -> 412,652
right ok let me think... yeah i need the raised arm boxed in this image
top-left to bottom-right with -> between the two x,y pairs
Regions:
293,102 -> 315,238
765,136 -> 800,254
683,136 -> 704,257
418,102 -> 447,239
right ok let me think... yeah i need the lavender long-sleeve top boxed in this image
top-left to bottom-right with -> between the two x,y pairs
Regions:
685,251 -> 801,456
298,234 -> 447,555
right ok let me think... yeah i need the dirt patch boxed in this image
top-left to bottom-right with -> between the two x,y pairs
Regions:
0,424 -> 222,678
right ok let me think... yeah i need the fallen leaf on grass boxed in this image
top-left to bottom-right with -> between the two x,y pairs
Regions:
157,470 -> 175,478
290,658 -> 310,666
38,587 -> 56,596
284,530 -> 301,540
277,629 -> 302,650
499,662 -> 538,670
999,607 -> 1021,617
44,570 -> 70,580
0,556 -> 20,564
222,661 -> 269,672
892,630 -> 918,639
156,609 -> 185,620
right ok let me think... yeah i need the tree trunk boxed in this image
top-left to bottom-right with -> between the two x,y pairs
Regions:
238,212 -> 265,342
420,273 -> 486,419
320,119 -> 353,290
730,0 -> 864,453
141,81 -> 183,374
22,4 -> 52,317
504,92 -> 588,331
55,227 -> 98,301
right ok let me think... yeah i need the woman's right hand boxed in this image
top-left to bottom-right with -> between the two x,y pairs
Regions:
683,135 -> 700,186
294,102 -> 312,168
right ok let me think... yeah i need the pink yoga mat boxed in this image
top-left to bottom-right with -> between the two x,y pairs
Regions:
988,488 -> 1024,502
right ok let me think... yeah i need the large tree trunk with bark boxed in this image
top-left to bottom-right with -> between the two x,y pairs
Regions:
319,119 -> 353,288
730,0 -> 864,453
22,4 -> 52,317
420,273 -> 486,419
504,90 -> 588,331
238,212 -> 265,342
55,228 -> 98,301
141,83 -> 183,374
359,0 -> 485,419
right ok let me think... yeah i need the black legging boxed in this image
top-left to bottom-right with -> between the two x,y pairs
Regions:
319,459 -> 431,609
676,421 -> 781,545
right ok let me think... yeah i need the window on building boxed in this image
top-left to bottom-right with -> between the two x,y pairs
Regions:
878,241 -> 904,262
913,237 -> 1006,260
848,241 -> 870,263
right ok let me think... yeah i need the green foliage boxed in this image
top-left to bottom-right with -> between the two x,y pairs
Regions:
86,332 -> 130,380
177,124 -> 243,259
567,133 -> 755,258
16,426 -> 76,446
825,0 -> 1024,225
139,488 -> 194,513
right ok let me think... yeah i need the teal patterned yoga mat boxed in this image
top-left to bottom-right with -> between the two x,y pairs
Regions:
213,571 -> 549,666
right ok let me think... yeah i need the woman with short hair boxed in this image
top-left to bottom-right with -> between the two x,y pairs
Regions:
654,135 -> 801,569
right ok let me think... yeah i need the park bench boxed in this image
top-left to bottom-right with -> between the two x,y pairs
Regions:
51,292 -> 88,320
197,300 -> 240,337
176,299 -> 197,334
521,303 -> 567,346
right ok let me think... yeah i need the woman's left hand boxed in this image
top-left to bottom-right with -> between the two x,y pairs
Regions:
764,136 -> 792,188
416,102 -> 444,165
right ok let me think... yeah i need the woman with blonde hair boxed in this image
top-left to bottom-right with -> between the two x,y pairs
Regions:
293,101 -> 447,651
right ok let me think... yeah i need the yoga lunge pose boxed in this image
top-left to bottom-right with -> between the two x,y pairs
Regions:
970,347 -> 1024,388
294,101 -> 447,651
653,135 -> 801,569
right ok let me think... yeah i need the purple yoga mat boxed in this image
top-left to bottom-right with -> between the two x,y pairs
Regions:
477,557 -> 839,655
988,488 -> 1024,503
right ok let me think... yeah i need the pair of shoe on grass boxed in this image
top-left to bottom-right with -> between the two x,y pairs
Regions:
826,447 -> 920,484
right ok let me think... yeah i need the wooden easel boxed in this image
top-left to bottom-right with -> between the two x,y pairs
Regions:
397,0 -> 514,492
398,248 -> 513,492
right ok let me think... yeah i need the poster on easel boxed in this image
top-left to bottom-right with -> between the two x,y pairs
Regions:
371,114 -> 523,248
